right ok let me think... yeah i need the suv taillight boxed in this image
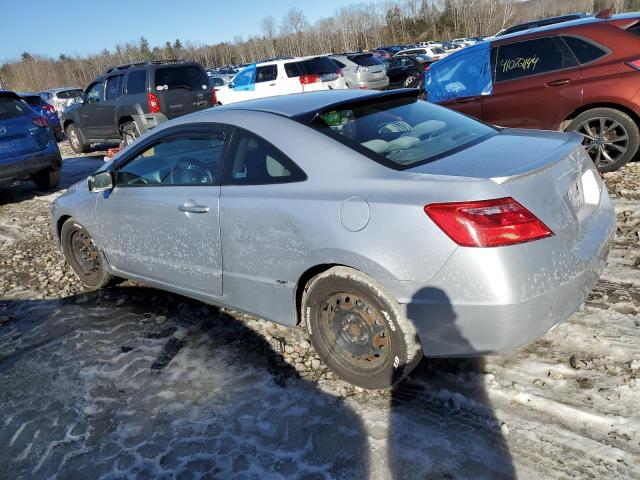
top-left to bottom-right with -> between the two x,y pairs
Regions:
299,74 -> 321,85
211,88 -> 218,106
147,93 -> 160,113
32,116 -> 49,128
424,197 -> 553,247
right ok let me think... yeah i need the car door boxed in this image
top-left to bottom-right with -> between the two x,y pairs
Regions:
226,66 -> 258,103
482,36 -> 582,130
102,75 -> 123,138
94,124 -> 228,297
252,64 -> 280,99
80,81 -> 106,138
387,57 -> 413,86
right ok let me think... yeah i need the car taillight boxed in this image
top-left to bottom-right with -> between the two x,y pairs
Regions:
626,59 -> 640,71
42,103 -> 55,113
211,88 -> 218,106
147,93 -> 160,113
336,68 -> 345,77
424,197 -> 553,247
32,116 -> 49,128
299,74 -> 321,85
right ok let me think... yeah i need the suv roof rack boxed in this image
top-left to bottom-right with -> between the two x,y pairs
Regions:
496,12 -> 590,36
103,59 -> 188,75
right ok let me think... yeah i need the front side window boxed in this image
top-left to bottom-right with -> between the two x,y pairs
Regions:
116,134 -> 225,186
232,66 -> 256,87
224,129 -> 306,185
494,37 -> 577,82
309,97 -> 496,170
561,36 -> 608,64
105,75 -> 123,100
85,83 -> 103,104
256,65 -> 277,83
127,70 -> 147,94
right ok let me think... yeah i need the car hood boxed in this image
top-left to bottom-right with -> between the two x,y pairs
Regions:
407,128 -> 583,180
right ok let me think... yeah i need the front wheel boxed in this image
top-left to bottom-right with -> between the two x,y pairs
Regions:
566,108 -> 639,172
66,124 -> 88,154
303,267 -> 422,389
60,218 -> 117,289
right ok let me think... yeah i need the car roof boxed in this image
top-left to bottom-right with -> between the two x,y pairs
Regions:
213,88 -> 419,122
492,12 -> 640,42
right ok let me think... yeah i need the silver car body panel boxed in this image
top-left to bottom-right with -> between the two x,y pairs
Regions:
51,90 -> 614,356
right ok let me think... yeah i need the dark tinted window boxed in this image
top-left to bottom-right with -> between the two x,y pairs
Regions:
154,65 -> 208,91
56,89 -> 83,100
224,129 -> 306,185
348,54 -> 383,67
300,57 -> 339,75
627,21 -> 640,36
284,62 -> 302,78
105,75 -> 123,100
495,37 -> 577,82
116,135 -> 225,186
211,77 -> 225,87
0,98 -> 29,120
21,95 -> 44,106
331,59 -> 347,69
255,65 -> 277,83
127,70 -> 147,94
561,36 -> 608,64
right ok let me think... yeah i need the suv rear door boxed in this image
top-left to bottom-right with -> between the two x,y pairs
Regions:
482,36 -> 582,129
152,64 -> 212,119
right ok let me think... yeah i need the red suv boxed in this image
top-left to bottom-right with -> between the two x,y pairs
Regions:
426,12 -> 640,171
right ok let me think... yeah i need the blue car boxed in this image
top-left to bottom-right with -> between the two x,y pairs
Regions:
18,92 -> 63,142
0,90 -> 62,190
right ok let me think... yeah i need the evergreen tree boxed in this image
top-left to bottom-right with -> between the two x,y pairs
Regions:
173,38 -> 183,50
140,37 -> 151,58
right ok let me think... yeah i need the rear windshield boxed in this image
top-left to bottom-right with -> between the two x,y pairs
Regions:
309,97 -> 496,170
56,89 -> 83,100
21,95 -> 44,106
0,98 -> 30,120
285,58 -> 339,77
154,65 -> 209,91
348,54 -> 383,67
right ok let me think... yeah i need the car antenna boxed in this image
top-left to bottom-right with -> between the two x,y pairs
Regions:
595,6 -> 613,19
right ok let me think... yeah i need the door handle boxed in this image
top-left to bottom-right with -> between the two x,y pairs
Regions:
178,203 -> 210,214
546,78 -> 571,87
268,83 -> 276,86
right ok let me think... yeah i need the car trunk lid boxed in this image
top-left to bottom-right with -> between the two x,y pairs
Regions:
0,103 -> 48,161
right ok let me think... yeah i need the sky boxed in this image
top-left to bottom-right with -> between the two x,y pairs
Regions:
0,0 -> 358,62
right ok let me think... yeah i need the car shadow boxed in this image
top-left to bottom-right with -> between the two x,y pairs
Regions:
0,287 -> 369,478
0,154 -> 105,206
388,287 -> 516,479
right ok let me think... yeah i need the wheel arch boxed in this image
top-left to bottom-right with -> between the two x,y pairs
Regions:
561,102 -> 640,131
56,215 -> 73,244
118,115 -> 135,130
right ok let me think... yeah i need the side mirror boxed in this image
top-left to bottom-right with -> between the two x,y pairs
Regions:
88,171 -> 113,192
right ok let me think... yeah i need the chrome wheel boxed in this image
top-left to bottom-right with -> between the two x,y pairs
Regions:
576,117 -> 629,169
69,129 -> 79,148
318,292 -> 390,372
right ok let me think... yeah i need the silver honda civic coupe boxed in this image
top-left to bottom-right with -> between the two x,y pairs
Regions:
50,89 -> 615,389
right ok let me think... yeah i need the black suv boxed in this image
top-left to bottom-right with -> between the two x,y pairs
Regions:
63,60 -> 214,153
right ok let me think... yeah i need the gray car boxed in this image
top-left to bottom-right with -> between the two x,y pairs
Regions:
50,89 -> 614,389
330,53 -> 389,90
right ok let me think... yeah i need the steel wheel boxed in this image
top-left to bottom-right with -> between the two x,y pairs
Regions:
70,230 -> 101,277
576,116 -> 629,169
318,291 -> 391,373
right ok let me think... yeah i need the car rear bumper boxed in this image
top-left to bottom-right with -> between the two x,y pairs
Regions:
348,78 -> 390,90
0,150 -> 62,186
397,192 -> 615,357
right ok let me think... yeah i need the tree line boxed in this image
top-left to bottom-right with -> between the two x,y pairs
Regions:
2,0 -> 640,92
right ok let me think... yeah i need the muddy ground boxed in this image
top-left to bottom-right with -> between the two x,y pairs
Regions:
0,142 -> 639,479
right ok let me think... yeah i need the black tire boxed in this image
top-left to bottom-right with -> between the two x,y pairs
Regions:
31,167 -> 60,190
403,75 -> 417,87
566,107 -> 639,172
54,130 -> 64,143
60,218 -> 116,289
66,123 -> 88,154
302,267 -> 422,389
121,122 -> 140,146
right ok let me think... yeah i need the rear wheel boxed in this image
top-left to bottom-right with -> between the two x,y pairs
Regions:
302,267 -> 422,389
566,108 -> 639,172
403,75 -> 417,87
66,124 -> 88,154
121,122 -> 140,146
60,219 -> 116,289
31,167 -> 60,190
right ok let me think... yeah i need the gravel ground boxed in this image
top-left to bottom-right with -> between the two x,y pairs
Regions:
0,143 -> 639,479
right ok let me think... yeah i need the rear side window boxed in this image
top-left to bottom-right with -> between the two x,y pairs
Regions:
154,66 -> 208,91
224,128 -> 306,185
331,59 -> 347,69
127,70 -> 147,94
256,65 -> 277,83
495,37 -> 577,82
0,98 -> 29,120
285,62 -> 302,78
309,98 -> 496,170
57,89 -> 83,100
625,20 -> 640,36
300,57 -> 339,75
106,75 -> 123,100
348,54 -> 382,67
561,36 -> 608,64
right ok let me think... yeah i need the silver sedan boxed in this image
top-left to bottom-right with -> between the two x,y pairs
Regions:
51,89 -> 615,389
